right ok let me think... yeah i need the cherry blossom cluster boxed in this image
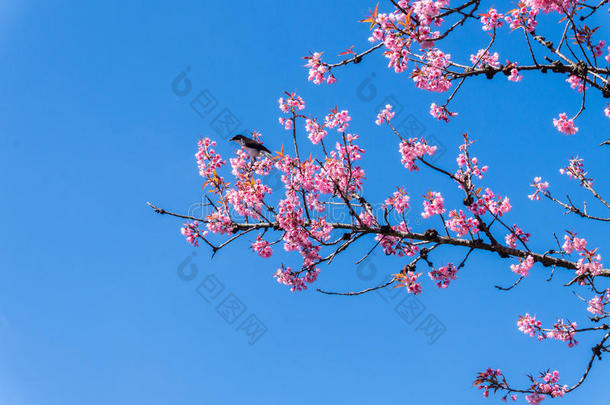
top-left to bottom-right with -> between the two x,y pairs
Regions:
196,137 -> 225,179
505,225 -> 530,249
528,177 -> 549,201
469,188 -> 512,217
552,113 -> 578,135
429,103 -> 457,122
180,221 -> 207,247
566,75 -> 586,93
421,190 -> 446,218
252,235 -> 273,258
393,270 -> 423,295
325,107 -> 352,132
559,157 -> 592,187
518,314 -> 578,347
446,209 -> 480,237
304,52 -> 336,84
510,255 -> 534,277
383,188 -> 410,213
274,266 -> 320,292
278,92 -> 306,129
480,8 -> 504,32
587,289 -> 610,315
398,138 -> 438,171
428,263 -> 458,288
305,118 -> 328,144
375,104 -> 395,125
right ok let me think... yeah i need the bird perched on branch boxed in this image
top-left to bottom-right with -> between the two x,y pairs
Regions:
230,134 -> 272,160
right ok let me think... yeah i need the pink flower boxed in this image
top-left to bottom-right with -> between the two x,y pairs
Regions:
505,6 -> 538,32
446,209 -> 479,237
304,52 -> 335,85
429,103 -> 457,122
605,104 -> 610,118
383,188 -> 410,213
196,138 -> 226,179
251,234 -> 273,258
470,49 -> 500,68
481,8 -> 504,31
562,232 -> 587,254
528,177 -> 549,200
278,117 -> 294,130
517,313 -> 543,339
553,113 -> 578,135
525,0 -> 575,14
421,190 -> 446,218
593,40 -> 605,57
394,271 -> 423,295
505,225 -> 530,248
274,266 -> 320,292
576,251 -> 604,278
305,118 -> 328,144
566,75 -> 585,93
375,104 -> 395,125
399,138 -> 437,171
587,295 -> 605,315
547,319 -> 578,347
510,255 -> 534,277
429,263 -> 459,288
508,68 -> 522,82
278,92 -> 306,113
559,157 -> 592,186
207,210 -> 233,235
412,49 -> 452,92
325,107 -> 351,132
180,221 -> 208,246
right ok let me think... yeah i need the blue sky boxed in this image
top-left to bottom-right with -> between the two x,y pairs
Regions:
1,1 -> 609,404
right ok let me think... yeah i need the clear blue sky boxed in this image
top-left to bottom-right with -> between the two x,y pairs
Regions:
1,1 -> 609,404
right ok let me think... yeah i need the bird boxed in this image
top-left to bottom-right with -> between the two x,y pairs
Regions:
601,139 -> 610,147
230,134 -> 272,160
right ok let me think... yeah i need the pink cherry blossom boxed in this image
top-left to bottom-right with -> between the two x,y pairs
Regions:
552,113 -> 578,135
547,319 -> 578,347
447,209 -> 479,237
383,188 -> 410,213
562,231 -> 587,254
429,263 -> 459,288
181,221 -> 208,247
470,49 -> 500,68
505,225 -> 530,248
528,177 -> 549,200
399,138 -> 438,171
510,255 -> 534,277
305,118 -> 328,144
394,271 -> 423,295
325,107 -> 351,132
304,52 -> 336,85
278,92 -> 306,113
517,313 -> 544,339
481,8 -> 504,31
430,102 -> 457,122
252,234 -> 273,258
566,75 -> 585,93
421,190 -> 446,218
196,137 -> 226,179
507,68 -> 523,82
413,49 -> 452,92
375,104 -> 396,125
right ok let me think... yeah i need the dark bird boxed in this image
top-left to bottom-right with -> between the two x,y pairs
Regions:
230,134 -> 272,160
601,139 -> 610,146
